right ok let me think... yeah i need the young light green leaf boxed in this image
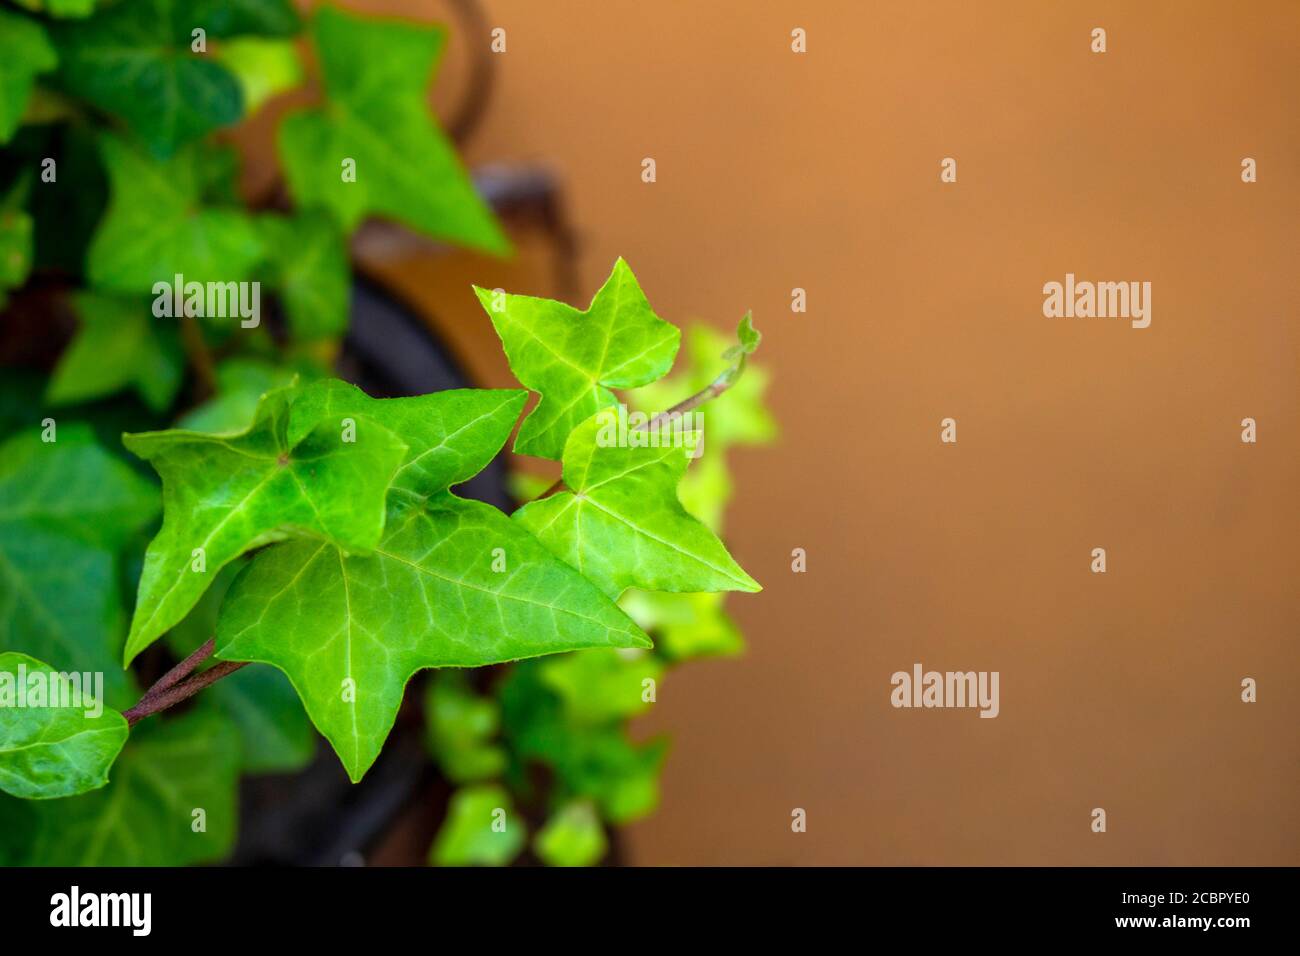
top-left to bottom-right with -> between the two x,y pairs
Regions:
88,134 -> 264,294
0,9 -> 58,144
477,258 -> 680,460
50,0 -> 244,156
539,649 -> 664,724
216,492 -> 651,782
277,6 -> 507,254
1,708 -> 240,865
257,211 -> 349,339
621,590 -> 744,661
216,36 -> 302,115
0,651 -> 128,799
286,381 -> 527,496
533,799 -> 607,867
630,322 -> 776,530
723,311 -> 761,361
46,293 -> 183,412
514,413 -> 760,598
637,324 -> 776,451
425,671 -> 506,784
430,784 -> 525,866
122,383 -> 408,665
0,425 -> 158,708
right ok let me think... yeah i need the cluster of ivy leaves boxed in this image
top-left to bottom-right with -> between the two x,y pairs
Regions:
0,0 -> 774,867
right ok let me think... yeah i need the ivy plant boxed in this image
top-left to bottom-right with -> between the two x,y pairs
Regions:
0,0 -> 774,867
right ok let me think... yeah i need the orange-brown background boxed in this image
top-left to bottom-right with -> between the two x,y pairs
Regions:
277,1 -> 1299,864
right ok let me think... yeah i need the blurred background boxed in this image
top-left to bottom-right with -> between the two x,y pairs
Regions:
240,0 -> 1296,865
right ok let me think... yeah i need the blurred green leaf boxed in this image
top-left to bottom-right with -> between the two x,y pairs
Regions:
215,36 -> 301,115
534,799 -> 606,867
88,134 -> 264,294
0,651 -> 128,799
424,671 -> 506,784
500,664 -> 667,824
278,6 -> 507,253
0,424 -> 158,709
50,0 -> 244,157
621,590 -> 743,662
10,0 -> 98,17
430,784 -> 524,866
46,293 -> 183,413
257,210 -> 349,339
0,206 -> 31,308
0,9 -> 58,144
189,0 -> 299,39
177,358 -> 298,434
539,649 -> 663,724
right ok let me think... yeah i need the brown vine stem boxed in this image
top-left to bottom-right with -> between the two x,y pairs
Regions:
534,368 -> 741,501
138,638 -> 216,703
123,659 -> 248,727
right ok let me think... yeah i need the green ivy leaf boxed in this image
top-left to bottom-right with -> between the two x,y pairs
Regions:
256,211 -> 349,340
283,381 -> 527,497
0,651 -> 128,799
122,383 -> 408,665
539,649 -> 663,724
430,784 -> 524,866
217,491 -> 651,782
277,5 -> 507,253
87,134 -> 264,294
424,671 -> 506,784
514,413 -> 760,598
46,293 -> 183,413
0,425 -> 158,709
51,0 -> 244,157
533,799 -> 607,867
477,258 -> 680,460
0,9 -> 58,144
216,36 -> 301,115
0,708 -> 240,865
